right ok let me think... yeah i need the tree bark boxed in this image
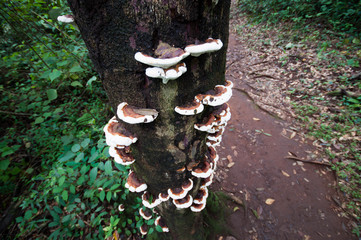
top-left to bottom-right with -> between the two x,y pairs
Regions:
67,1 -> 230,239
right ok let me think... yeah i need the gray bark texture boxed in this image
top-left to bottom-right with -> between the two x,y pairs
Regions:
67,0 -> 231,239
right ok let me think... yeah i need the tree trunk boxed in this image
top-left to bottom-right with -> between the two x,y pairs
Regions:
67,1 -> 231,239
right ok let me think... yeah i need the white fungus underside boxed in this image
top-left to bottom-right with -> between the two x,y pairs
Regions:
146,64 -> 187,84
57,15 -> 74,23
168,188 -> 189,200
202,87 -> 232,107
191,165 -> 214,178
135,52 -> 190,69
175,102 -> 204,115
190,202 -> 206,212
185,39 -> 223,57
125,182 -> 147,193
173,195 -> 193,209
109,147 -> 135,166
117,102 -> 157,124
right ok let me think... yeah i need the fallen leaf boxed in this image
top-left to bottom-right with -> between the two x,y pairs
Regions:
227,155 -> 233,163
253,117 -> 260,121
290,131 -> 296,139
265,198 -> 275,205
233,206 -> 240,212
227,162 -> 235,168
281,170 -> 290,177
233,150 -> 238,157
231,146 -> 236,150
257,205 -> 263,217
304,178 -> 309,182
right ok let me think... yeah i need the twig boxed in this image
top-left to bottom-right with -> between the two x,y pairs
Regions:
0,110 -> 32,116
284,156 -> 331,166
252,74 -> 279,80
250,60 -> 269,66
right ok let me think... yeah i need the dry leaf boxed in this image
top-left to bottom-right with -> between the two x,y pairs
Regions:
265,198 -> 275,205
253,117 -> 260,121
233,150 -> 238,157
233,206 -> 240,212
227,155 -> 233,163
281,170 -> 290,177
227,162 -> 235,168
290,131 -> 296,139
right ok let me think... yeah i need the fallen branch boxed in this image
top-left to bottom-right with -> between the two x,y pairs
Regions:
0,110 -> 32,116
284,156 -> 331,166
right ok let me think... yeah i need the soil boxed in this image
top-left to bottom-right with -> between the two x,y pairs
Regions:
214,16 -> 357,240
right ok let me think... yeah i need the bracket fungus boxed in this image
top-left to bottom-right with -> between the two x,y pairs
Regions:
196,85 -> 232,107
109,146 -> 135,165
185,38 -> 223,57
146,62 -> 187,84
168,187 -> 188,200
135,41 -> 190,69
155,216 -> 170,232
125,170 -> 147,192
191,161 -> 213,178
175,99 -> 204,115
193,187 -> 209,204
142,192 -> 162,208
173,194 -> 193,209
57,14 -> 74,23
159,192 -> 170,202
190,202 -> 206,212
103,117 -> 138,147
139,208 -> 153,220
117,102 -> 158,124
140,224 -> 148,235
201,174 -> 214,188
181,178 -> 194,192
118,204 -> 125,212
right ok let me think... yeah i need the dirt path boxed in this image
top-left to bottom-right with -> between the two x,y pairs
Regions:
214,30 -> 356,239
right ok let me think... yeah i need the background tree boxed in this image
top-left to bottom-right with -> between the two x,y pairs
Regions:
69,0 -> 231,239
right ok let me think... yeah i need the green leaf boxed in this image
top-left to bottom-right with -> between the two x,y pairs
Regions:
110,184 -> 121,191
75,152 -> 84,163
53,187 -> 63,194
78,219 -> 85,228
77,176 -> 85,185
58,175 -> 66,186
99,190 -> 105,201
62,215 -> 71,223
71,81 -> 83,87
62,190 -> 68,202
81,138 -> 91,148
86,76 -> 97,87
89,167 -> 98,183
48,221 -> 59,228
59,151 -> 76,162
24,210 -> 32,221
106,191 -> 112,202
1,146 -> 14,157
70,184 -> 76,194
34,117 -> 44,124
49,69 -> 62,81
46,89 -> 58,101
53,206 -> 62,214
71,144 -> 81,153
104,160 -> 112,175
155,224 -> 163,232
70,65 -> 84,73
0,159 -> 10,171
148,227 -> 154,235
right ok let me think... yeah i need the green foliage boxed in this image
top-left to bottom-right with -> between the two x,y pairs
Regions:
0,1 -> 146,238
237,0 -> 361,36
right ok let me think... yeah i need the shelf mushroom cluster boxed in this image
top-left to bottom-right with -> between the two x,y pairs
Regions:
135,38 -> 223,84
102,37 -> 231,236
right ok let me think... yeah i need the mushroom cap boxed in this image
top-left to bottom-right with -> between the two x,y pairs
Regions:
207,130 -> 223,142
197,85 -> 232,107
224,80 -> 234,89
117,102 -> 158,124
103,117 -> 138,147
173,195 -> 193,209
206,138 -> 221,148
135,51 -> 189,69
194,114 -> 217,132
139,208 -> 152,220
159,192 -> 170,202
206,146 -> 219,164
142,191 -> 162,208
57,14 -> 74,23
191,161 -> 213,178
190,202 -> 206,212
176,166 -> 186,173
146,62 -> 187,84
125,170 -> 147,192
193,187 -> 209,204
181,178 -> 194,192
201,173 -> 214,187
155,216 -> 169,232
175,99 -> 204,115
109,147 -> 135,165
167,187 -> 188,200
140,224 -> 148,235
185,38 -> 223,57
118,204 -> 125,212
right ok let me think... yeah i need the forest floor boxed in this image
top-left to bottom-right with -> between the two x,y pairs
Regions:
213,11 -> 358,240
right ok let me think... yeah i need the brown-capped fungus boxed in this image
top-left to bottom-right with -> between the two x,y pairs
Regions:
140,224 -> 148,235
185,38 -> 223,57
182,179 -> 193,192
103,117 -> 138,147
109,147 -> 135,165
117,102 -> 158,124
139,208 -> 152,220
146,62 -> 187,84
197,85 -> 232,107
118,204 -> 125,212
142,192 -> 162,208
168,187 -> 188,200
194,114 -> 217,133
155,216 -> 169,232
191,161 -> 213,178
173,195 -> 193,209
190,202 -> 206,212
206,146 -> 219,163
159,192 -> 170,202
125,170 -> 147,192
193,187 -> 208,204
175,99 -> 204,115
201,174 -> 214,187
